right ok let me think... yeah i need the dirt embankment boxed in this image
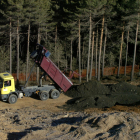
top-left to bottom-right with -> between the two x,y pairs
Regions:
64,80 -> 140,110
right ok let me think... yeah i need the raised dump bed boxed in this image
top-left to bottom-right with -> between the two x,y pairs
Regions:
31,44 -> 73,92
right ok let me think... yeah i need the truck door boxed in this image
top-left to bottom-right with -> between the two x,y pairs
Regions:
3,80 -> 12,95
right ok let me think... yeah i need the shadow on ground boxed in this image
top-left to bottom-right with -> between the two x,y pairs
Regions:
7,127 -> 42,140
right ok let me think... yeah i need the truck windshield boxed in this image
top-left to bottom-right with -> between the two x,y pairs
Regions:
0,78 -> 3,88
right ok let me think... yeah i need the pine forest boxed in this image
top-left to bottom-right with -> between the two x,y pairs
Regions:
0,0 -> 140,82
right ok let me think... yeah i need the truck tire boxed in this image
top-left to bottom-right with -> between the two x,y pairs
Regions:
50,89 -> 60,99
8,94 -> 17,104
39,91 -> 49,101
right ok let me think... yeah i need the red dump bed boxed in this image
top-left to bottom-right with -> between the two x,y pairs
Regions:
37,47 -> 73,92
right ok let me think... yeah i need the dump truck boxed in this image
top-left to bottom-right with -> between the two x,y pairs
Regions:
0,44 -> 74,104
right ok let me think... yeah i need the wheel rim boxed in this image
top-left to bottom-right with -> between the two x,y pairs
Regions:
40,92 -> 49,100
11,97 -> 16,103
42,93 -> 47,99
53,92 -> 58,97
51,90 -> 60,99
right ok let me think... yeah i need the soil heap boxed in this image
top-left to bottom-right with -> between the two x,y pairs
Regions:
64,80 -> 140,111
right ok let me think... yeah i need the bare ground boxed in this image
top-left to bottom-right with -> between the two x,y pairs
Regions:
1,79 -> 140,140
0,93 -> 140,140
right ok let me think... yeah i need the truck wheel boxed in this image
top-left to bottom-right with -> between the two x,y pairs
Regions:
39,91 -> 49,101
50,89 -> 60,99
8,94 -> 17,104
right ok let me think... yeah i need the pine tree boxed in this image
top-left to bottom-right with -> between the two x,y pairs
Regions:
117,23 -> 124,77
89,31 -> 95,80
97,0 -> 116,80
59,0 -> 83,77
32,0 -> 52,83
112,0 -> 138,77
102,24 -> 107,77
0,0 -> 24,77
23,0 -> 38,83
131,13 -> 139,80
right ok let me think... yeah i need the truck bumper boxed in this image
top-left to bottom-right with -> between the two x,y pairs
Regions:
0,94 -> 9,101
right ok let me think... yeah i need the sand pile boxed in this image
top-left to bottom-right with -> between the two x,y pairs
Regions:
64,81 -> 140,110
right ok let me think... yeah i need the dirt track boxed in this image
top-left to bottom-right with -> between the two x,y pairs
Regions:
1,93 -> 140,113
0,94 -> 71,112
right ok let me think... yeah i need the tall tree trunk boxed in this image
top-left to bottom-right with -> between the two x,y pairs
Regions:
45,28 -> 48,48
58,47 -> 59,68
82,42 -> 85,70
78,19 -> 81,83
17,19 -> 19,80
89,31 -> 95,80
98,16 -> 104,81
37,27 -> 41,84
65,44 -> 67,68
124,29 -> 129,76
55,26 -> 57,56
10,18 -> 12,74
38,27 -> 41,43
131,18 -> 139,81
55,26 -> 58,66
117,24 -> 124,77
70,39 -> 73,70
87,12 -> 92,82
102,24 -> 107,77
95,26 -> 98,78
26,22 -> 30,83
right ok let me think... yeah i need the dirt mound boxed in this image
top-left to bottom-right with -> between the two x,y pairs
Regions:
65,80 -> 110,98
109,81 -> 140,95
65,95 -> 116,111
64,80 -> 140,110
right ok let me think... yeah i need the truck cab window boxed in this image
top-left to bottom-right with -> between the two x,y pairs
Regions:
4,80 -> 11,87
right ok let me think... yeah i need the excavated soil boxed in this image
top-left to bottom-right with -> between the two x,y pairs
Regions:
64,80 -> 140,111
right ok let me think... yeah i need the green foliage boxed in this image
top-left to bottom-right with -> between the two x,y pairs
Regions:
72,57 -> 78,70
49,39 -> 67,69
0,0 -> 140,75
105,51 -> 115,67
0,46 -> 10,72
